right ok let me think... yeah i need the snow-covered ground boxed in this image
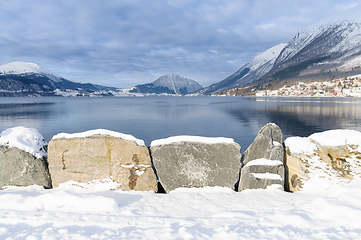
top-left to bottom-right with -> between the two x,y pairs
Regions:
0,177 -> 360,239
1,127 -> 361,239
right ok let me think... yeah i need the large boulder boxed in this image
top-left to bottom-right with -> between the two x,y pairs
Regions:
150,136 -> 242,193
284,129 -> 361,192
48,129 -> 157,191
238,123 -> 285,191
0,127 -> 52,189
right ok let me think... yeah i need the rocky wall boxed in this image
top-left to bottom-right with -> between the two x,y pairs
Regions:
2,126 -> 360,193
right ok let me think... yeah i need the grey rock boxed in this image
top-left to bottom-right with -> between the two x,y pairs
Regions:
150,141 -> 241,193
0,145 -> 52,189
239,161 -> 284,191
238,123 -> 285,191
242,123 -> 283,166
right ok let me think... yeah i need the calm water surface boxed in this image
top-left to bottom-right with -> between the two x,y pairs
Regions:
1,96 -> 361,152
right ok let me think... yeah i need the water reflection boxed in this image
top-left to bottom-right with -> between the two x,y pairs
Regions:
229,97 -> 361,139
0,97 -> 361,150
0,102 -> 55,118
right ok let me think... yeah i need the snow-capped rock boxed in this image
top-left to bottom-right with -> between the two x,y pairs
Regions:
284,129 -> 361,192
48,130 -> 157,191
203,43 -> 286,94
130,74 -> 203,95
239,123 -> 284,191
150,135 -> 241,193
0,127 -> 52,189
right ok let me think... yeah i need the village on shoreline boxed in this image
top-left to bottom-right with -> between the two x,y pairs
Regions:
217,74 -> 361,98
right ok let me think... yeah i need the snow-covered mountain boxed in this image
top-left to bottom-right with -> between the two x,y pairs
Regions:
0,61 -> 62,82
202,43 -> 286,94
204,4 -> 361,94
0,61 -> 116,97
267,4 -> 361,81
130,74 -> 203,95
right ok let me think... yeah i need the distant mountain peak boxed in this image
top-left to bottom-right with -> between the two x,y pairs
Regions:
0,61 -> 58,76
130,74 -> 203,95
309,4 -> 361,29
0,61 -> 116,96
269,4 -> 361,81
205,4 -> 361,95
202,43 -> 286,94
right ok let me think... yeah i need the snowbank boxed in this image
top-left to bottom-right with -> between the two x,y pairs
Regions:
0,127 -> 48,158
52,129 -> 145,146
0,177 -> 361,239
150,135 -> 235,146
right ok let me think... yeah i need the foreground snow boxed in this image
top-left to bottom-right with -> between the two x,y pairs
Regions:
0,177 -> 361,239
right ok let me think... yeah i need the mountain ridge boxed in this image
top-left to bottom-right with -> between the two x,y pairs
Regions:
0,61 -> 116,97
130,74 -> 203,95
205,4 -> 361,94
263,4 -> 361,84
202,43 -> 286,94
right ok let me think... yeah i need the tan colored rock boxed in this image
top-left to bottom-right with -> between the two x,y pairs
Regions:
284,154 -> 309,192
314,144 -> 352,178
284,130 -> 361,192
48,130 -> 157,191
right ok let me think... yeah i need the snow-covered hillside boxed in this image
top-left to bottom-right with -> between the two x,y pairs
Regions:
204,4 -> 361,94
203,43 -> 286,94
271,4 -> 361,76
131,74 -> 203,95
0,61 -> 62,82
0,61 -> 116,97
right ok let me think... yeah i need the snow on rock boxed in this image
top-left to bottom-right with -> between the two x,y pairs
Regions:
150,136 -> 241,193
284,136 -> 318,156
309,129 -> 361,148
0,127 -> 47,158
245,158 -> 283,167
52,129 -> 145,146
284,129 -> 361,192
150,135 -> 235,146
239,123 -> 284,191
252,173 -> 283,180
48,131 -> 156,190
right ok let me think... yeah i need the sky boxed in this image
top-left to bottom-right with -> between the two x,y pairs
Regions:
0,0 -> 360,88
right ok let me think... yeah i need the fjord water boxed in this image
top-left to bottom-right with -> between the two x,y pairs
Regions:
1,96 -> 361,151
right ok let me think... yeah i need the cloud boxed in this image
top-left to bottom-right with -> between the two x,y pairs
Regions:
0,0 -> 359,88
